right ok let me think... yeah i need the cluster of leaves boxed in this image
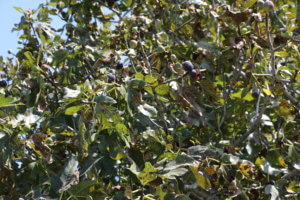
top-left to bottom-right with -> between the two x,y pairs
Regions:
0,0 -> 299,199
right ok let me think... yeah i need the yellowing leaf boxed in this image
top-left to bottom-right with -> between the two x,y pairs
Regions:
135,72 -> 144,80
112,152 -> 124,160
286,181 -> 297,193
278,156 -> 287,167
231,91 -> 242,99
170,23 -> 176,31
145,75 -> 156,84
239,163 -> 251,177
182,24 -> 193,37
242,93 -> 254,101
189,165 -> 211,190
116,123 -> 128,135
61,132 -> 77,136
255,156 -> 265,165
204,167 -> 216,176
275,51 -> 289,57
155,84 -> 169,95
156,57 -> 161,71
263,89 -> 272,96
145,86 -> 154,95
65,106 -> 83,115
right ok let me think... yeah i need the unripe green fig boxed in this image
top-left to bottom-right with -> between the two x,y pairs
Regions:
129,40 -> 138,48
132,27 -> 138,33
157,45 -> 165,53
57,1 -> 65,9
170,54 -> 177,61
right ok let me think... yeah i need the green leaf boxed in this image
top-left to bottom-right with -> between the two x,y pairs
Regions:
145,75 -> 156,84
275,51 -> 289,57
116,123 -> 128,135
164,154 -> 195,171
130,79 -> 147,90
65,106 -> 83,115
0,94 -> 16,108
189,165 -> 211,190
155,84 -> 169,95
69,180 -> 96,196
59,156 -> 79,192
137,162 -> 158,186
163,167 -> 188,179
24,51 -> 35,65
13,7 -> 25,13
125,0 -> 133,7
134,72 -> 144,80
243,0 -> 257,9
138,103 -> 157,117
80,157 -> 103,176
95,94 -> 117,104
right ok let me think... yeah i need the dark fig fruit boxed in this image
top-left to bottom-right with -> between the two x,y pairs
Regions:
85,75 -> 92,80
247,63 -> 256,69
264,0 -> 274,10
182,61 -> 194,72
190,69 -> 201,81
0,80 -> 8,87
107,73 -> 116,82
41,64 -> 51,71
116,62 -> 123,70
252,91 -> 259,99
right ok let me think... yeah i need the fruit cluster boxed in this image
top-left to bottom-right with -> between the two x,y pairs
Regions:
182,61 -> 201,81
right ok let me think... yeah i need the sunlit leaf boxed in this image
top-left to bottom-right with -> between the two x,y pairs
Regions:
155,84 -> 169,95
189,165 -> 211,190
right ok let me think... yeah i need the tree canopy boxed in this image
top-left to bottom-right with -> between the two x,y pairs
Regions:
0,0 -> 299,199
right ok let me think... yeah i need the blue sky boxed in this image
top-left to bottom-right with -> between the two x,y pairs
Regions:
0,0 -> 63,58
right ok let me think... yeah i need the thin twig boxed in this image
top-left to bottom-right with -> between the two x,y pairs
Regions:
137,32 -> 152,75
162,72 -> 189,84
233,96 -> 269,146
174,17 -> 196,32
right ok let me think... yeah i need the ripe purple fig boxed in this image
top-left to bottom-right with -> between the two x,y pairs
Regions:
247,63 -> 256,69
116,61 -> 123,70
41,64 -> 51,71
107,73 -> 116,82
190,69 -> 201,81
252,91 -> 259,99
264,0 -> 274,10
0,80 -> 8,87
182,61 -> 194,72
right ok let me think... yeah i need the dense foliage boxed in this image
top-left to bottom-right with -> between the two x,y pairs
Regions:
0,0 -> 299,199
